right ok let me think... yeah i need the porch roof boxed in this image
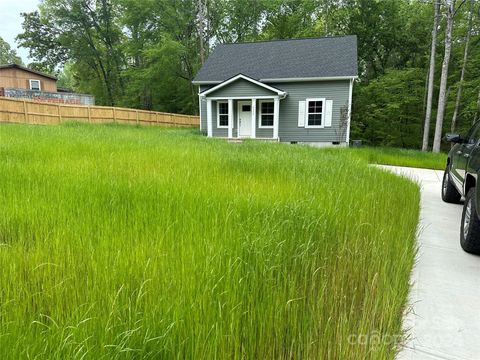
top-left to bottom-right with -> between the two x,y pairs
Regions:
199,74 -> 287,98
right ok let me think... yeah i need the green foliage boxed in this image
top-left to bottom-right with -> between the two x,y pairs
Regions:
352,68 -> 426,148
0,123 -> 419,359
0,37 -> 22,65
55,63 -> 76,90
16,11 -> 66,72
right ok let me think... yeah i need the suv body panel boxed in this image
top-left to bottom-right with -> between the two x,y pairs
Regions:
447,122 -> 480,215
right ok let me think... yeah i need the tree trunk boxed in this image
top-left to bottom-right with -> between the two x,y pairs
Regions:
324,2 -> 329,35
197,0 -> 206,65
422,0 -> 440,151
474,88 -> 480,124
451,0 -> 473,133
432,0 -> 455,153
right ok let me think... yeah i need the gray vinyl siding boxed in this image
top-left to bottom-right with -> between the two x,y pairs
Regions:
256,126 -> 273,138
199,96 -> 207,132
205,78 -> 278,98
198,80 -> 350,142
199,86 -> 209,132
269,80 -> 350,143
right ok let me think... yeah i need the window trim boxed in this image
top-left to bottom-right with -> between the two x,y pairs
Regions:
258,100 -> 274,129
216,101 -> 229,128
305,98 -> 325,129
29,79 -> 41,91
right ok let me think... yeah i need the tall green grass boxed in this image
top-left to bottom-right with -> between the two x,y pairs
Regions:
0,123 -> 419,359
335,146 -> 447,170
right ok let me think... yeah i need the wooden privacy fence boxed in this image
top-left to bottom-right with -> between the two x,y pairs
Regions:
0,97 -> 199,127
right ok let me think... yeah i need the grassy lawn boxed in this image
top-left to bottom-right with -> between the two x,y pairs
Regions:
0,123 -> 419,359
323,146 -> 447,170
354,147 -> 447,170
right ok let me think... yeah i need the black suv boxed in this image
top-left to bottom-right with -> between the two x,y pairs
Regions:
443,123 -> 480,254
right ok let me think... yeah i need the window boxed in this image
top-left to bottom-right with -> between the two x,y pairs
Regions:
242,105 -> 251,112
306,98 -> 325,128
259,101 -> 274,128
29,79 -> 41,91
466,122 -> 480,145
217,101 -> 229,128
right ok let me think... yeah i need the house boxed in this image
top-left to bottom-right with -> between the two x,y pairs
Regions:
192,36 -> 358,145
0,63 -> 95,105
0,63 -> 57,92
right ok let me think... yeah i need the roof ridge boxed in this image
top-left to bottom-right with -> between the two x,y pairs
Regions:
218,35 -> 356,46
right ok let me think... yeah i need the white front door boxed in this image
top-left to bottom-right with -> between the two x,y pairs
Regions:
238,101 -> 252,137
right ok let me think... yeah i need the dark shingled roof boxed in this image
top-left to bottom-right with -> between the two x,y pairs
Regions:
193,36 -> 357,83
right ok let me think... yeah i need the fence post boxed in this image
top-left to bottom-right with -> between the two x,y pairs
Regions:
57,104 -> 62,123
136,110 -> 139,125
23,100 -> 28,123
113,107 -> 116,123
88,106 -> 91,123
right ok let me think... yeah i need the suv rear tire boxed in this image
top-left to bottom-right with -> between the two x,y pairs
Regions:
442,165 -> 461,203
460,188 -> 480,254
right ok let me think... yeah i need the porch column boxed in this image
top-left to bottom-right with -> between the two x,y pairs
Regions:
228,99 -> 233,139
206,98 -> 213,137
251,99 -> 256,139
273,97 -> 279,140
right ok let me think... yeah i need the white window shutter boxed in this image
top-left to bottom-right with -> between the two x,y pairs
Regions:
298,101 -> 306,127
324,100 -> 333,127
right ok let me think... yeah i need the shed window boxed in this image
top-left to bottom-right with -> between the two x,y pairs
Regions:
217,101 -> 229,128
305,99 -> 325,128
29,79 -> 41,91
259,101 -> 274,128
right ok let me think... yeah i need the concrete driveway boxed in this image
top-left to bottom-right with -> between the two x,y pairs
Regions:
380,166 -> 480,360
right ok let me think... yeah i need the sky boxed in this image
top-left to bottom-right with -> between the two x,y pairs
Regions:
0,0 -> 41,63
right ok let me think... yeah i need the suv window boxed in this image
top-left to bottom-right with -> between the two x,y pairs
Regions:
466,123 -> 480,145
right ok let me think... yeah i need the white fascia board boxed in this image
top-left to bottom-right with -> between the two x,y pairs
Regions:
199,74 -> 286,97
207,95 -> 285,100
192,80 -> 221,85
193,76 -> 358,85
259,76 -> 358,82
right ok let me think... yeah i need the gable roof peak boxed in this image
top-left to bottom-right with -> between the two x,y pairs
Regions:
200,73 -> 287,97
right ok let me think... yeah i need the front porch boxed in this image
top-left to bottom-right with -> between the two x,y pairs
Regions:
198,74 -> 287,140
204,97 -> 280,140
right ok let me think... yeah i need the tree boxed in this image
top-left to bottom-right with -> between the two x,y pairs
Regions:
351,69 -> 426,148
16,11 -> 67,72
451,0 -> 474,133
17,0 -> 125,105
422,0 -> 440,151
475,89 -> 480,124
196,0 -> 207,64
432,0 -> 467,153
0,37 -> 22,65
